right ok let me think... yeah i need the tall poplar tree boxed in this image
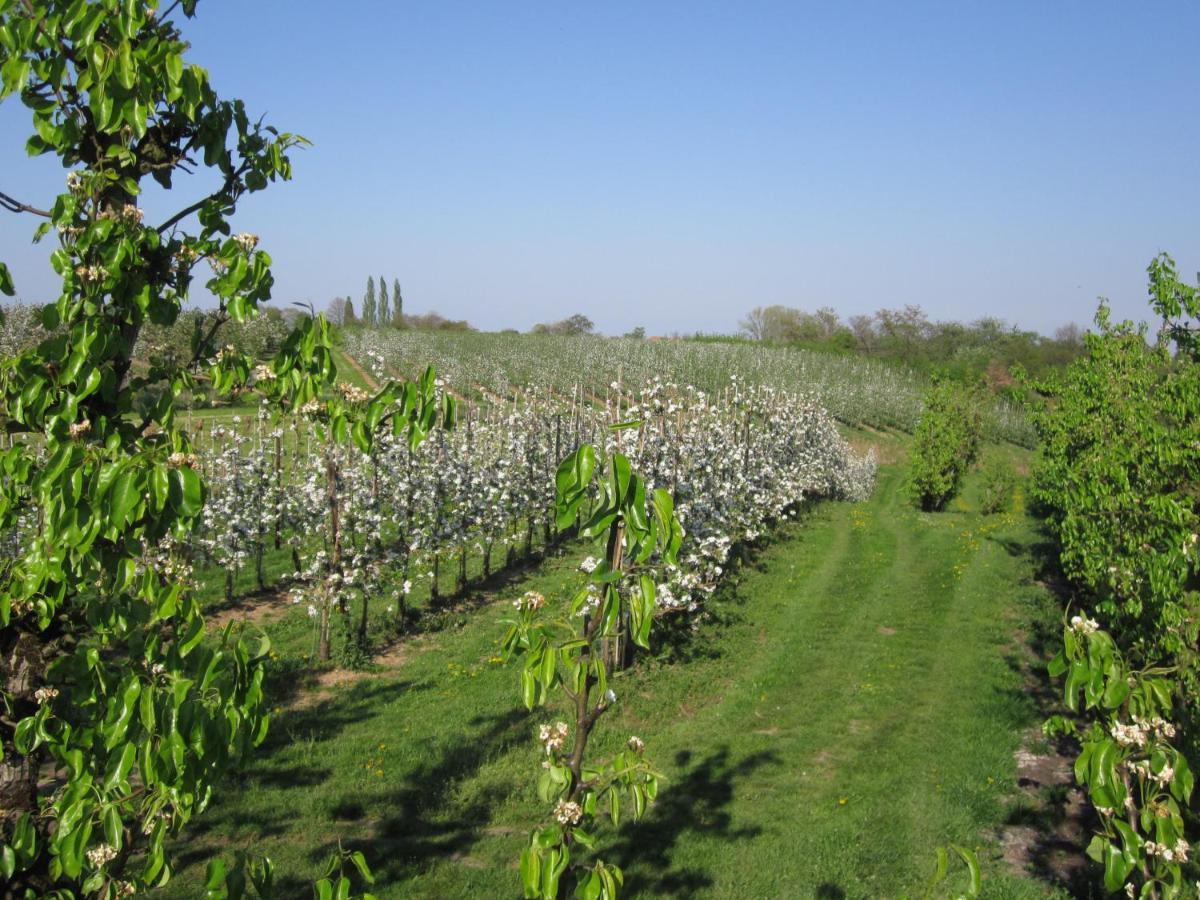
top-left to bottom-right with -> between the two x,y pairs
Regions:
378,275 -> 389,326
393,278 -> 404,327
363,275 -> 376,326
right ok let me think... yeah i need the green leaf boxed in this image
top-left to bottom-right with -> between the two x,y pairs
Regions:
109,468 -> 142,528
521,668 -> 537,710
520,845 -> 541,898
104,740 -> 138,792
103,805 -> 123,849
0,262 -> 14,296
630,575 -> 654,649
349,851 -> 374,884
165,52 -> 184,87
951,845 -> 981,896
13,716 -> 37,754
1101,837 -> 1134,893
11,813 -> 36,858
105,679 -> 142,750
169,465 -> 204,517
116,41 -> 135,90
205,857 -> 228,891
555,444 -> 595,529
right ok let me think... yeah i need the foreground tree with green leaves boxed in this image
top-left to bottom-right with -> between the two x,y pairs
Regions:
502,444 -> 682,899
1033,255 -> 1200,898
0,0 -> 441,894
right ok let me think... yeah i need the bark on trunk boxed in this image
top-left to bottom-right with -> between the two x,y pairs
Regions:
0,629 -> 43,831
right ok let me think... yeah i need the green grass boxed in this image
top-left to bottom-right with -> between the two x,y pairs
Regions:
158,446 -> 1066,898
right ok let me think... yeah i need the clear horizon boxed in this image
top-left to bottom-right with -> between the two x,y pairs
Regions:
2,1 -> 1198,337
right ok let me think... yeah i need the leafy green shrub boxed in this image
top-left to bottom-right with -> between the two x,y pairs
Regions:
907,380 -> 983,511
1033,254 -> 1200,897
977,457 -> 1015,515
1029,280 -> 1200,674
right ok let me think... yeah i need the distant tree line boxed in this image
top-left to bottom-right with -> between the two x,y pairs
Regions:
739,303 -> 1085,382
531,313 -> 594,335
327,276 -> 473,332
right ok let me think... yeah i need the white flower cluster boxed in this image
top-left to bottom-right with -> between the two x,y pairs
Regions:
98,204 -> 144,226
74,264 -> 108,284
1143,838 -> 1189,863
553,799 -> 583,825
1069,614 -> 1100,635
337,382 -> 369,404
1111,716 -> 1176,748
514,590 -> 546,612
85,843 -> 118,867
233,232 -> 260,253
539,721 -> 569,754
575,583 -> 601,618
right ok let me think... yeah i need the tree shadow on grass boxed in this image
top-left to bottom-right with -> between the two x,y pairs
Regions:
288,705 -> 530,892
265,677 -> 427,754
171,677 -> 427,874
603,745 -> 780,896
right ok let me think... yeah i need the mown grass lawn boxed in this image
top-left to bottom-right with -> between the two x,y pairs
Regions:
158,440 -> 1068,898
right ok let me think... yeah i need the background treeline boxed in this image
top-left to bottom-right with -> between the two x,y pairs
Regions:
739,303 -> 1085,383
327,276 -> 473,332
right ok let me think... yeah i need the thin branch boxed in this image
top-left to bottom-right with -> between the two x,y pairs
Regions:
184,310 -> 231,373
156,160 -> 250,234
158,0 -> 184,23
0,190 -> 51,218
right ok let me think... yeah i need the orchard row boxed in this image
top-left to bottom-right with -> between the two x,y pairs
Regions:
191,375 -> 875,660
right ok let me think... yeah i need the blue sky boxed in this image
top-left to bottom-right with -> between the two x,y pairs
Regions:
2,1 -> 1198,335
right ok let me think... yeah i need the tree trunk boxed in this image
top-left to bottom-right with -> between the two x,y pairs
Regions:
357,590 -> 369,648
431,553 -> 440,605
319,447 -> 342,663
317,592 -> 331,662
273,433 -> 283,550
0,629 -> 43,832
602,521 -> 629,671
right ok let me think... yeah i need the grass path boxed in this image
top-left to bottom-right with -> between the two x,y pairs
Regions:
160,448 -> 1065,898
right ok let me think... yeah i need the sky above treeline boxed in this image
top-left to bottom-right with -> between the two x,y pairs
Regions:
1,1 -> 1198,337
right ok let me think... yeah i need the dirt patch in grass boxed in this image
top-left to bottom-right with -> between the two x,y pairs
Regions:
285,636 -> 427,710
997,731 -> 1092,891
995,596 -> 1095,893
206,586 -> 297,630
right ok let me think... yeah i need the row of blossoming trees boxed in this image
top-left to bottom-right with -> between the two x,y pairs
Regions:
191,375 -> 876,665
1032,255 -> 1200,898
